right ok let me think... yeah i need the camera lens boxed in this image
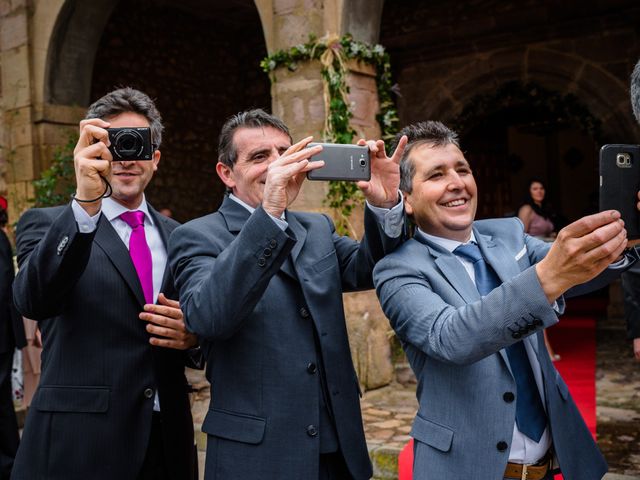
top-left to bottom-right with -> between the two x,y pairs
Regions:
359,158 -> 367,167
113,129 -> 143,159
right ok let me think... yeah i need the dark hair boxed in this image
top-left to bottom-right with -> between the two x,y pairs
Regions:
217,109 -> 291,168
0,208 -> 7,228
85,87 -> 164,148
632,59 -> 640,125
523,178 -> 554,220
392,121 -> 460,193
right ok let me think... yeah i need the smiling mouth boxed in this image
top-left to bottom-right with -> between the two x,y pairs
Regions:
442,198 -> 467,207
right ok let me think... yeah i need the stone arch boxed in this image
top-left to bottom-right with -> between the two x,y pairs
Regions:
43,0 -> 118,107
34,0 -> 271,221
415,46 -> 636,143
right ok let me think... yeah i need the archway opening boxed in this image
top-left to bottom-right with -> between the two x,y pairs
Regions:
454,81 -> 603,224
90,0 -> 270,221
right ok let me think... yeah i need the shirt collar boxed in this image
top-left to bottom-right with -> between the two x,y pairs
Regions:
102,195 -> 154,226
229,194 -> 286,221
415,228 -> 477,253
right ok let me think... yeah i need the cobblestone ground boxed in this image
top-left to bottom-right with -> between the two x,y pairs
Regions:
186,318 -> 640,480
597,314 -> 640,478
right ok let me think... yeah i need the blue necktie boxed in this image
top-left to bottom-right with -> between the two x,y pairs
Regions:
454,242 -> 548,442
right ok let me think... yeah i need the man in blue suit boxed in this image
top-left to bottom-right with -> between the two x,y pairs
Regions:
169,109 -> 406,479
374,121 -> 633,480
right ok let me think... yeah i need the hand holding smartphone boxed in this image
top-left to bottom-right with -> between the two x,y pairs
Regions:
305,143 -> 371,181
599,144 -> 640,239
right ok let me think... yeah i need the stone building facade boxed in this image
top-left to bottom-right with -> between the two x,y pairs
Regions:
1,0 -> 639,390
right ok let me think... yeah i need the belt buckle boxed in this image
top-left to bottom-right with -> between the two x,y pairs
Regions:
521,464 -> 528,480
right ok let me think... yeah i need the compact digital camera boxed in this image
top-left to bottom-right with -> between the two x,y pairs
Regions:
108,127 -> 153,161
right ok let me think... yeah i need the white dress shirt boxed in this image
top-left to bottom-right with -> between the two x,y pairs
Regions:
72,196 -> 166,411
416,228 -> 552,465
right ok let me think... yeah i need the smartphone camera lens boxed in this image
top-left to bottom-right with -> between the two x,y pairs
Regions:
359,158 -> 366,167
616,152 -> 632,168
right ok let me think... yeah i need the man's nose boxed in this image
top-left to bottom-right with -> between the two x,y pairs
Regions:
447,172 -> 464,189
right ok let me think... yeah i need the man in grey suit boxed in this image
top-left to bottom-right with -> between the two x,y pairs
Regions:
12,88 -> 199,480
374,121 -> 633,480
169,109 -> 406,479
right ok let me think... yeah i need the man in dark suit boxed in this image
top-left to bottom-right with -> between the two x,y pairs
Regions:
621,59 -> 640,362
0,199 -> 26,480
12,88 -> 199,480
169,109 -> 407,479
374,121 -> 634,480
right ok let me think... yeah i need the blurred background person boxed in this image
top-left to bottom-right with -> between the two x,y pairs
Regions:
517,178 -> 557,241
0,196 -> 26,480
518,179 -> 561,361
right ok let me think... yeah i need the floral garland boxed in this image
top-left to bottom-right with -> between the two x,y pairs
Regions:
261,34 -> 398,236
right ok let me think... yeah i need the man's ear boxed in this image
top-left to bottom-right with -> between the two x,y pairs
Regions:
152,149 -> 161,171
404,191 -> 414,217
216,162 -> 235,189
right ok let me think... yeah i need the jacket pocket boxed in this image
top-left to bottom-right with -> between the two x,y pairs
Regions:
202,408 -> 266,445
34,385 -> 109,413
411,414 -> 454,452
311,250 -> 337,274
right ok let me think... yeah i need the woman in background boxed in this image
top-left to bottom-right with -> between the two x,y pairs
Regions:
518,179 -> 560,361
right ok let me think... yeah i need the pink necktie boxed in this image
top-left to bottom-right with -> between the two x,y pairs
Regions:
120,211 -> 153,304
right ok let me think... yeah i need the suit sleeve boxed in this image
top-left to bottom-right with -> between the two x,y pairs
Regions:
374,229 -> 559,365
621,262 -> 640,340
333,204 -> 405,292
169,206 -> 296,340
13,206 -> 96,320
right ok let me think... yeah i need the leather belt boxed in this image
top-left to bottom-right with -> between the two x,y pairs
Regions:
504,453 -> 552,480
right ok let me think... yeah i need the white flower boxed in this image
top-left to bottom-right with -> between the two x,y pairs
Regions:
268,60 -> 276,70
373,44 -> 385,56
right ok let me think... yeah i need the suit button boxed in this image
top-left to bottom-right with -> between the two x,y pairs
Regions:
512,332 -> 522,339
496,441 -> 508,452
306,425 -> 318,437
307,362 -> 317,374
503,392 -> 515,403
257,257 -> 266,267
144,388 -> 154,399
269,239 -> 277,248
263,248 -> 272,257
299,307 -> 310,318
534,319 -> 543,326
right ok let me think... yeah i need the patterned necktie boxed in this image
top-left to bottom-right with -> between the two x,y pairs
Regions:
454,242 -> 548,442
120,211 -> 153,304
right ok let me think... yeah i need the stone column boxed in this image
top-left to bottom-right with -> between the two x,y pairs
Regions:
0,0 -> 36,219
259,0 -> 394,390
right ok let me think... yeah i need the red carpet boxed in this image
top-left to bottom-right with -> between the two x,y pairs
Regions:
398,315 -> 597,480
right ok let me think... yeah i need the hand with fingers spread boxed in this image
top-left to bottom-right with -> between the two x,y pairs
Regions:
356,135 -> 408,208
536,210 -> 628,302
73,118 -> 114,215
261,136 -> 324,218
139,293 -> 198,350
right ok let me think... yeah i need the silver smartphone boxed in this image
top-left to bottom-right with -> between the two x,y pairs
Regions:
306,143 -> 371,181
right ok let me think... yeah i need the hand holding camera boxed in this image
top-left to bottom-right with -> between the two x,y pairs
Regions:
73,118 -> 114,214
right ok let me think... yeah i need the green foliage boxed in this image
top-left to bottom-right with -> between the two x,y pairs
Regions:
33,135 -> 78,207
262,34 -> 399,235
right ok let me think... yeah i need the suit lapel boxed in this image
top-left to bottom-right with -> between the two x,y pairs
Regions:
283,212 -> 307,279
94,214 -> 146,306
475,230 -> 521,286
